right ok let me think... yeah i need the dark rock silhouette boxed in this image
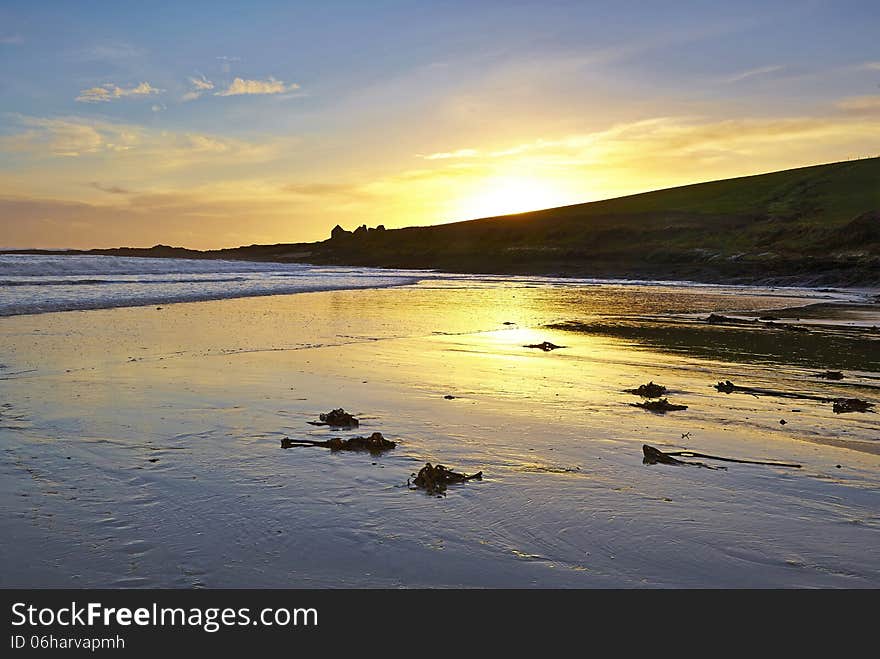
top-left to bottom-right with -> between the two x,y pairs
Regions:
330,224 -> 351,240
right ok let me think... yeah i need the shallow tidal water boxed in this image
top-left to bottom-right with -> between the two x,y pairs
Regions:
1,277 -> 879,587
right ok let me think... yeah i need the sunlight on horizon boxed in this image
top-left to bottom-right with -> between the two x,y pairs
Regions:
451,175 -> 586,220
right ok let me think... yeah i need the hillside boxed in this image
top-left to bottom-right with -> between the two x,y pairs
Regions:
7,157 -> 880,286
285,157 -> 880,285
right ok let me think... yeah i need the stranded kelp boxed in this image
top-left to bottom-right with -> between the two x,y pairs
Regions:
642,444 -> 802,470
409,463 -> 483,496
308,408 -> 359,429
832,398 -> 875,414
632,398 -> 688,413
626,381 -> 667,398
523,341 -> 566,351
714,380 -> 875,413
713,379 -> 830,402
281,432 -> 396,454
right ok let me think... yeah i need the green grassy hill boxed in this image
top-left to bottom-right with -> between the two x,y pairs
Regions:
282,157 -> 880,285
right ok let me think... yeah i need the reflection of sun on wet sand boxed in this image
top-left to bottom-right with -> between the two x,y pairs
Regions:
0,282 -> 879,587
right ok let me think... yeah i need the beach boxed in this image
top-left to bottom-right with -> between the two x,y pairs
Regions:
1,266 -> 879,588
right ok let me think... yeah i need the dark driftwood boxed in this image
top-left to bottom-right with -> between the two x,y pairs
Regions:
642,445 -> 723,469
281,432 -> 395,453
714,380 -> 831,402
643,444 -> 801,469
409,463 -> 482,495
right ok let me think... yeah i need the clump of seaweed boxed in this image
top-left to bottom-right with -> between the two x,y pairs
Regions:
705,314 -> 749,325
523,341 -> 566,351
814,370 -> 845,380
714,380 -> 737,393
632,398 -> 688,413
832,398 -> 875,414
626,381 -> 667,398
308,408 -> 359,428
281,432 -> 396,454
409,463 -> 482,496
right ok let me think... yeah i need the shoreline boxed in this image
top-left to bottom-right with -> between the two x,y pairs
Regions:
3,247 -> 880,290
2,282 -> 879,587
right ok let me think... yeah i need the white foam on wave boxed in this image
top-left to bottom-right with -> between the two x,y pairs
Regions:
0,255 -> 423,316
0,254 -> 863,317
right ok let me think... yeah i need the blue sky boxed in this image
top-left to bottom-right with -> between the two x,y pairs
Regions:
1,0 -> 878,248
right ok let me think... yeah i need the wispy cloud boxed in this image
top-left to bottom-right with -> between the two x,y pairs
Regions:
859,61 -> 880,71
214,77 -> 299,97
0,116 -> 142,157
409,112 -> 880,198
77,42 -> 147,61
190,76 -> 214,91
88,182 -> 133,195
282,182 -> 374,201
216,56 -> 241,73
836,95 -> 880,114
182,75 -> 215,101
76,82 -> 163,103
0,35 -> 24,45
0,114 -> 283,167
420,148 -> 479,160
722,65 -> 784,83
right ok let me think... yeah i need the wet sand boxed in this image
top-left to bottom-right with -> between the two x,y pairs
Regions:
1,282 -> 879,587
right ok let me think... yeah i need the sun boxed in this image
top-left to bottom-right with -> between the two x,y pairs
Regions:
454,175 -> 577,220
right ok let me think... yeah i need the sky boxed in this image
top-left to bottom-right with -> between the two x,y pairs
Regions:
1,0 -> 878,249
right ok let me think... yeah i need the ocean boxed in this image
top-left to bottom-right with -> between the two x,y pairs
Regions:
0,253 -> 859,318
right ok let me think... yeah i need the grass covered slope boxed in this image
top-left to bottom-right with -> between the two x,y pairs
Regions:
292,157 -> 879,285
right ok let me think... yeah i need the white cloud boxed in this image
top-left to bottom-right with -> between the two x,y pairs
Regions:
190,75 -> 214,91
182,75 -> 215,101
722,65 -> 784,83
76,82 -> 163,103
214,77 -> 299,96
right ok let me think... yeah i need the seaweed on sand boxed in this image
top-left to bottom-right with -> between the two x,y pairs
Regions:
713,380 -> 831,402
408,463 -> 482,496
626,381 -> 667,398
832,398 -> 875,414
308,408 -> 359,428
632,398 -> 688,413
814,370 -> 845,380
705,314 -> 752,326
281,432 -> 396,454
523,341 -> 566,351
642,444 -> 802,469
